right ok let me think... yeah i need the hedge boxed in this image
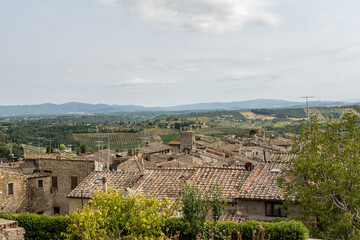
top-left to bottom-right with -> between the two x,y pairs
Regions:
0,213 -> 309,240
164,218 -> 309,240
0,212 -> 70,240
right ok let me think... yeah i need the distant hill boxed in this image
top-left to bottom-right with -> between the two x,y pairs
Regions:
0,99 -> 355,116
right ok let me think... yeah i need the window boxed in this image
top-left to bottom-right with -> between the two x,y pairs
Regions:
265,202 -> 284,217
38,180 -> 43,188
52,176 -> 58,188
53,207 -> 60,215
8,183 -> 14,195
71,176 -> 78,190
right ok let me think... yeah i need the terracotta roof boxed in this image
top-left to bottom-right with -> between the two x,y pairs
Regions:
68,171 -> 143,198
205,148 -> 225,157
188,167 -> 252,200
116,158 -> 157,172
26,172 -> 51,179
270,137 -> 292,146
265,152 -> 297,163
168,141 -> 180,145
156,160 -> 190,168
215,144 -> 241,153
117,159 -> 142,172
149,154 -> 171,163
24,153 -> 94,162
135,168 -> 195,200
69,164 -> 289,202
81,150 -> 117,161
238,162 -> 288,200
140,142 -> 171,154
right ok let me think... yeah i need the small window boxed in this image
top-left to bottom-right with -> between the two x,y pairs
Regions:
52,176 -> 58,188
71,176 -> 78,190
8,183 -> 14,195
38,180 -> 43,188
53,207 -> 60,215
265,202 -> 284,217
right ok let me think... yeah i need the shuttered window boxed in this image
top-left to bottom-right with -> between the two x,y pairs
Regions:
71,176 -> 78,190
52,176 -> 58,188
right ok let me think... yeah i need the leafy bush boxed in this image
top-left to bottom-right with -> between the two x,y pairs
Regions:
0,212 -> 70,240
64,188 -> 172,240
164,218 -> 309,240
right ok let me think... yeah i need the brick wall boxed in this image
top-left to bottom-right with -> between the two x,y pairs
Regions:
0,219 -> 25,240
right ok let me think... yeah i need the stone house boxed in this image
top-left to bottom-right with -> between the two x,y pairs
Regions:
26,172 -> 53,215
168,141 -> 180,153
0,170 -> 27,213
139,142 -> 171,160
23,154 -> 95,215
0,169 -> 53,214
67,171 -> 142,213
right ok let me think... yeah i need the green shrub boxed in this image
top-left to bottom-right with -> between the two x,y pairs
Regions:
164,218 -> 309,240
163,217 -> 192,239
0,212 -> 70,240
264,220 -> 309,240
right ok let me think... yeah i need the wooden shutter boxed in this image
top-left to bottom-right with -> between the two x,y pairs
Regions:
52,176 -> 58,188
71,176 -> 78,190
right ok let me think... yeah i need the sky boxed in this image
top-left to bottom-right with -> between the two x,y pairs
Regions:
1,0 -> 360,107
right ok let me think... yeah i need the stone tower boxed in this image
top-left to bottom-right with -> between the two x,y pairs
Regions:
180,131 -> 195,153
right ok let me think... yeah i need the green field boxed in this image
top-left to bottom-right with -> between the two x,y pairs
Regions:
160,133 -> 180,144
73,129 -> 178,150
73,132 -> 142,150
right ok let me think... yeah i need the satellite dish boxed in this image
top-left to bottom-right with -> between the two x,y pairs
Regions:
245,162 -> 254,171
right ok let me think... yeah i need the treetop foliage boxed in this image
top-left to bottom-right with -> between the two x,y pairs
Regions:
279,111 -> 360,239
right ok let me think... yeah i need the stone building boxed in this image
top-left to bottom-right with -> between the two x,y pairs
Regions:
0,170 -> 27,213
180,131 -> 195,153
23,154 -> 95,215
68,162 -> 294,221
0,169 -> 54,214
139,142 -> 171,160
67,170 -> 142,213
168,140 -> 180,153
26,172 -> 53,215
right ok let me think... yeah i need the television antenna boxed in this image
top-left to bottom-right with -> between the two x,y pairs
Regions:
301,96 -> 315,126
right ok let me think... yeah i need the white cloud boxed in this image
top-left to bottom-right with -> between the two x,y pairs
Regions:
111,78 -> 177,87
96,0 -> 280,33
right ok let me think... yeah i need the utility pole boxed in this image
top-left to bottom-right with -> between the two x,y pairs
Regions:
301,96 -> 315,127
49,140 -> 53,154
107,135 -> 110,171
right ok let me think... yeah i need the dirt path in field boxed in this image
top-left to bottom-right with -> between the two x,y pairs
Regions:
240,111 -> 275,120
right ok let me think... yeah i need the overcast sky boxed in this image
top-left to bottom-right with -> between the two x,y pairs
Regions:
1,0 -> 360,107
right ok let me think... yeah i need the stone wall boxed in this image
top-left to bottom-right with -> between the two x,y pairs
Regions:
226,199 -> 297,222
0,171 -> 27,213
68,198 -> 90,214
27,176 -> 53,215
180,131 -> 195,152
0,218 -> 25,240
37,159 -> 94,215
